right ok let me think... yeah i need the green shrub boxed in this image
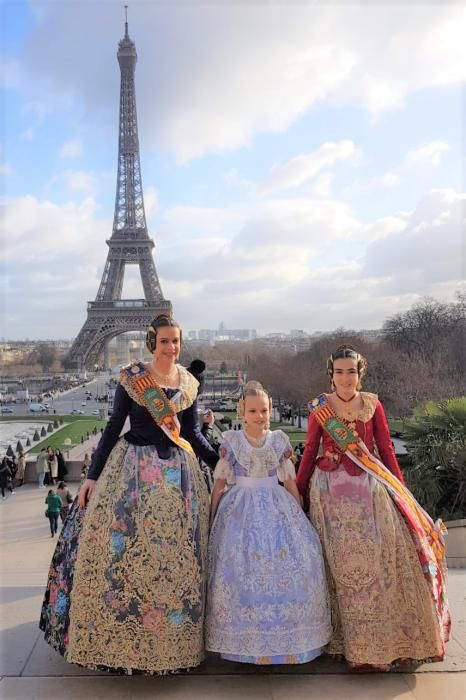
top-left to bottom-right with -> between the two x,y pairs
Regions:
403,398 -> 466,520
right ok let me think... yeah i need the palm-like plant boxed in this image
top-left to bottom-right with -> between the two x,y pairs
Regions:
403,398 -> 466,521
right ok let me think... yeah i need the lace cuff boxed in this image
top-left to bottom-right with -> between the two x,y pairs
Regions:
213,457 -> 236,485
277,458 -> 296,482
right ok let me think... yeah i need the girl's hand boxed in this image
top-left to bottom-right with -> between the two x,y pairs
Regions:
78,479 -> 96,508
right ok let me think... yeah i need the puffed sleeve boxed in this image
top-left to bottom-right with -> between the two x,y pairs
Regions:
296,413 -> 323,497
87,383 -> 131,481
212,441 -> 236,485
276,436 -> 296,482
372,401 -> 405,485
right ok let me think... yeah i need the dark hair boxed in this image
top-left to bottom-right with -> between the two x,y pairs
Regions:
57,481 -> 66,489
145,314 -> 182,354
327,344 -> 368,386
188,359 -> 206,375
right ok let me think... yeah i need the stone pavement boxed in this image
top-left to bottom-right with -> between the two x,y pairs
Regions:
1,485 -> 464,700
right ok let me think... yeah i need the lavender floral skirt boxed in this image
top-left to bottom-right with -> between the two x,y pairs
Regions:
39,439 -> 209,674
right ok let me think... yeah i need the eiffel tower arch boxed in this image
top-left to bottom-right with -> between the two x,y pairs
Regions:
66,15 -> 171,370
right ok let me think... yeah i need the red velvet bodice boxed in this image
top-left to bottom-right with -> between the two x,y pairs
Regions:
296,393 -> 404,497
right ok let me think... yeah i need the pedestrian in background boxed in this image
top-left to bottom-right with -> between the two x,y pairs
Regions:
16,452 -> 26,487
56,482 -> 73,523
55,449 -> 67,482
81,453 -> 91,481
0,457 -> 15,499
45,489 -> 61,537
36,448 -> 48,489
46,447 -> 58,486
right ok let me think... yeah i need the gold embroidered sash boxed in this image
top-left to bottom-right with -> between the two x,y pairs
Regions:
123,362 -> 195,456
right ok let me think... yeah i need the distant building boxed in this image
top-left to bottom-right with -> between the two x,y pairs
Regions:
198,329 -> 218,341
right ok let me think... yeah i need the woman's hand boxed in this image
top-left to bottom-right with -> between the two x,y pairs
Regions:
78,479 -> 96,508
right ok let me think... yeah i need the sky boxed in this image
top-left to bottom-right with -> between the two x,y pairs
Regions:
1,0 -> 465,340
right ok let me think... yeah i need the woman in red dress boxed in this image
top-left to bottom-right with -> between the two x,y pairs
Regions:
296,345 -> 447,670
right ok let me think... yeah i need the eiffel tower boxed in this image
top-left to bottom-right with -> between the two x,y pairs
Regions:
66,13 -> 171,370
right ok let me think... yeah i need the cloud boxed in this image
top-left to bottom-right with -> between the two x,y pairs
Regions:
144,185 -> 159,221
309,173 -> 333,199
2,181 -> 464,338
344,140 -> 449,197
44,169 -> 106,196
59,139 -> 83,159
362,189 -> 465,292
14,3 -> 466,161
405,140 -> 450,167
1,195 -> 111,338
259,140 -> 357,196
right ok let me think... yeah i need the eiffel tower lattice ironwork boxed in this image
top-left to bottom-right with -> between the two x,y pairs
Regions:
66,16 -> 171,370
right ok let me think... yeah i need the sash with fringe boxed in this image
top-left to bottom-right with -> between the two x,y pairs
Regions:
123,362 -> 195,457
308,393 -> 451,647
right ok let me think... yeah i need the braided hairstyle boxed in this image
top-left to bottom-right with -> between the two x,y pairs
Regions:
326,344 -> 368,390
145,314 -> 182,354
237,380 -> 273,419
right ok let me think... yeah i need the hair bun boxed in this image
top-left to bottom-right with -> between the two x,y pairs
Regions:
244,380 -> 264,392
154,313 -> 172,322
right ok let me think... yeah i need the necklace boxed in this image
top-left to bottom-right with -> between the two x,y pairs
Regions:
335,391 -> 357,403
150,364 -> 178,382
244,430 -> 267,446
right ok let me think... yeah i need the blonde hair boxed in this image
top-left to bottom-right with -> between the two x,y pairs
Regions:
237,380 -> 273,418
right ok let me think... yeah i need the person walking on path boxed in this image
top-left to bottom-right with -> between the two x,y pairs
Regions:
56,482 -> 73,523
35,448 -> 48,489
40,314 -> 218,674
45,489 -> 62,537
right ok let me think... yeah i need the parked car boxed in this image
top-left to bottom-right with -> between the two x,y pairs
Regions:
29,403 -> 47,413
91,409 -> 100,415
70,409 -> 85,415
1,407 -> 14,414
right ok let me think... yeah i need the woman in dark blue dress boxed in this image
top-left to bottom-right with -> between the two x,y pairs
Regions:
39,315 -> 218,674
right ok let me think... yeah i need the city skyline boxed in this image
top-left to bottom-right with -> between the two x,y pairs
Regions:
2,3 -> 465,340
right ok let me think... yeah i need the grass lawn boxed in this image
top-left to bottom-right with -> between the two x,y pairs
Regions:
28,419 -> 107,453
388,418 -> 406,436
270,422 -> 306,446
0,414 -> 105,423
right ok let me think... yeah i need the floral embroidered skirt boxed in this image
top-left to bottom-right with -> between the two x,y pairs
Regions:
206,479 -> 332,664
309,467 -> 445,666
39,439 -> 209,674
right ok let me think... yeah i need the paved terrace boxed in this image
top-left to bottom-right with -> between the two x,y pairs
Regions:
1,485 -> 464,700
